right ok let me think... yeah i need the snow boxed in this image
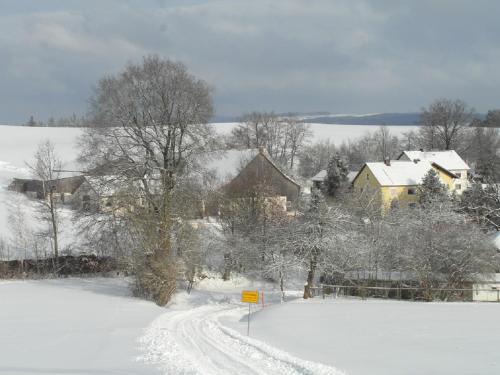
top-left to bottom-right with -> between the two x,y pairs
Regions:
2,274 -> 500,375
140,302 -> 343,375
222,298 -> 500,375
493,232 -> 500,250
0,123 -> 417,258
365,160 -> 436,186
0,126 -> 82,258
211,122 -> 417,145
204,148 -> 259,183
0,277 -> 163,374
400,150 -> 470,171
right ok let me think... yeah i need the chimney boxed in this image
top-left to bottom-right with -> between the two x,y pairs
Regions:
384,157 -> 391,166
413,158 -> 420,164
419,148 -> 424,152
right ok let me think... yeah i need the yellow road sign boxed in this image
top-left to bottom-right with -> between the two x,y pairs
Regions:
241,290 -> 259,304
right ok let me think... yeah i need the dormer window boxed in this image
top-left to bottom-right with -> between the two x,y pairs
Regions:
407,188 -> 416,195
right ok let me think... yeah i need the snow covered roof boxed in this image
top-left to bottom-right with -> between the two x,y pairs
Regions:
83,176 -> 129,197
399,150 -> 470,171
312,170 -> 326,182
204,148 -> 300,188
312,170 -> 358,183
362,160 -> 450,186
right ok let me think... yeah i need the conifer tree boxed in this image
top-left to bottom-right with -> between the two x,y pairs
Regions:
418,169 -> 448,206
324,154 -> 348,197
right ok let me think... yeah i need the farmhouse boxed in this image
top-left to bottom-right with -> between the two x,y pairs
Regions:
71,175 -> 137,212
398,150 -> 470,194
352,158 -> 457,210
8,176 -> 85,204
311,169 -> 358,190
223,148 -> 301,208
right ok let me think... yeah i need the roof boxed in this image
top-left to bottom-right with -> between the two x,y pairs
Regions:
399,150 -> 470,171
359,160 -> 453,187
311,170 -> 326,182
8,176 -> 84,194
205,148 -> 300,188
312,170 -> 358,183
83,176 -> 128,197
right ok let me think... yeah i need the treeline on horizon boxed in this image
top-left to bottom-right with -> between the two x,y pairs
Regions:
10,108 -> 500,128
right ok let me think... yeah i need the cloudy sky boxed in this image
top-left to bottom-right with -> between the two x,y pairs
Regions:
1,0 -> 499,123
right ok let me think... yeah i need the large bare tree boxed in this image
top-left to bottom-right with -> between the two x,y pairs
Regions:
419,98 -> 475,150
79,55 -> 215,305
228,112 -> 311,169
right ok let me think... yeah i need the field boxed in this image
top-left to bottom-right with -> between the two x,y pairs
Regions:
1,277 -> 499,374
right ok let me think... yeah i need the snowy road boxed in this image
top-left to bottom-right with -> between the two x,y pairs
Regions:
139,303 -> 343,375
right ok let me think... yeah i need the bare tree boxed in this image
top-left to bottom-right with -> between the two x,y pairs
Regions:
79,55 -> 215,306
419,99 -> 475,150
28,140 -> 62,273
228,112 -> 311,169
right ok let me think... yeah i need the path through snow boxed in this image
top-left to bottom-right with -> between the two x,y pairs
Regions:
139,303 -> 344,375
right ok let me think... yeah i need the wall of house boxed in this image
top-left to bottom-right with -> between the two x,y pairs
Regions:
352,166 -> 384,207
380,186 -> 419,210
473,281 -> 500,302
434,167 -> 456,192
353,164 -> 458,212
449,169 -> 469,194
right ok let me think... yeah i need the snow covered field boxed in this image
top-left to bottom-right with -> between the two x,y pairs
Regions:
223,298 -> 500,375
2,277 -> 499,375
0,126 -> 82,259
0,278 -> 164,375
212,122 -> 416,145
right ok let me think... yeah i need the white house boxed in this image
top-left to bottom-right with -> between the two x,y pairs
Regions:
398,150 -> 470,194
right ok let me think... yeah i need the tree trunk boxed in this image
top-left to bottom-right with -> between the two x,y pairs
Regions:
49,192 -> 59,274
303,254 -> 317,299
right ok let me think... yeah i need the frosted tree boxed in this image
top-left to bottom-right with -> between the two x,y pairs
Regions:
419,98 -> 475,151
324,154 -> 348,197
79,55 -> 215,306
28,140 -> 62,273
460,182 -> 500,231
418,169 -> 448,206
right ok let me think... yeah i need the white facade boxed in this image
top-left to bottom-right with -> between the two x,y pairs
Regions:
473,274 -> 500,302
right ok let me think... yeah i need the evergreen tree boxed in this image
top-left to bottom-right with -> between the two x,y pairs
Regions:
418,169 -> 448,206
324,154 -> 348,197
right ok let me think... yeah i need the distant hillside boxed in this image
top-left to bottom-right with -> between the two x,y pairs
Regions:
212,112 -> 423,125
305,113 -> 421,126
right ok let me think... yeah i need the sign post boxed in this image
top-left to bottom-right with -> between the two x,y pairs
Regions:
241,290 -> 259,336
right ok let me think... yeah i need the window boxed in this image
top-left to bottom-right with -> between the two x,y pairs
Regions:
407,188 -> 416,195
366,173 -> 369,180
456,184 -> 461,190
408,203 -> 417,208
455,171 -> 462,178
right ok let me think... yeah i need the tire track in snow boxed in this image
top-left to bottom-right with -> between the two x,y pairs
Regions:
139,303 -> 345,375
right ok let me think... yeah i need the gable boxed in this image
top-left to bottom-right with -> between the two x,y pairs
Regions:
224,151 -> 300,201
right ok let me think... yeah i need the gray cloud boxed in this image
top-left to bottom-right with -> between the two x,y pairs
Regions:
0,0 -> 499,123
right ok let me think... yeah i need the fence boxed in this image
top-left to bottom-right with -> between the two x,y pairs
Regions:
311,284 -> 499,302
0,255 -> 119,278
